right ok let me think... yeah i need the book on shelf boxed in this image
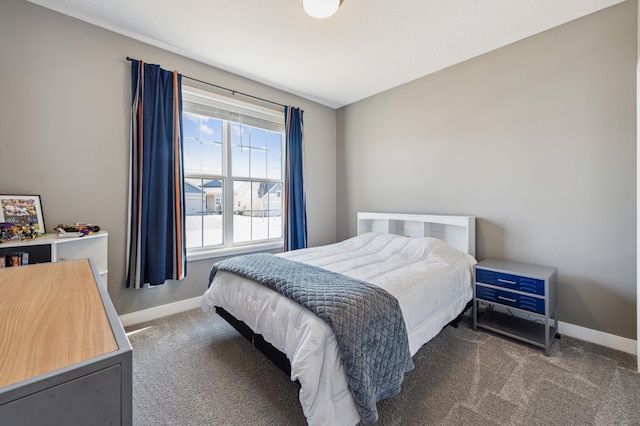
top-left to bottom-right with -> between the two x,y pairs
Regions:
3,252 -> 30,267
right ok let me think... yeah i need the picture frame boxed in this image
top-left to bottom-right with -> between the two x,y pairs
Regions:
0,195 -> 46,234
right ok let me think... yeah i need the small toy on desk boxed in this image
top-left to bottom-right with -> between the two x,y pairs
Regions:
55,223 -> 101,238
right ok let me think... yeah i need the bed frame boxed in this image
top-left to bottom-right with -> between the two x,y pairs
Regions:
215,212 -> 476,376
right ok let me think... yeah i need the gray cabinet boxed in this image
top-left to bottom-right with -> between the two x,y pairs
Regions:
473,259 -> 558,355
0,259 -> 132,425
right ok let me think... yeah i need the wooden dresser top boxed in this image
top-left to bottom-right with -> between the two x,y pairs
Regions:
0,259 -> 118,387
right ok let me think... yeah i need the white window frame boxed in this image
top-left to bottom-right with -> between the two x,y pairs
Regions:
182,86 -> 285,261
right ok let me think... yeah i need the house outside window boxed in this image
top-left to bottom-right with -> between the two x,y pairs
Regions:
182,87 -> 285,258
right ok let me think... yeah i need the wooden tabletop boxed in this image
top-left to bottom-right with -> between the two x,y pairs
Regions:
0,259 -> 118,387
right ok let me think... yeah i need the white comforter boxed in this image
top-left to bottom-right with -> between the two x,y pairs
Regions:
200,232 -> 476,426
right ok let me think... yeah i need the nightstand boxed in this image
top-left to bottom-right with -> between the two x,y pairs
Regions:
473,259 -> 558,355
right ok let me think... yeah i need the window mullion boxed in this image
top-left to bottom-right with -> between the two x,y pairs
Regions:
223,120 -> 233,247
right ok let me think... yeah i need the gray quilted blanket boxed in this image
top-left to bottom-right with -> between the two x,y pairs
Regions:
209,253 -> 414,424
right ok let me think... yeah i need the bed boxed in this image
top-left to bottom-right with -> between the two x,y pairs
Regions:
200,212 -> 476,426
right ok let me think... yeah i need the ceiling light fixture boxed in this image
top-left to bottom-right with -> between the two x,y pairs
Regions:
299,0 -> 343,19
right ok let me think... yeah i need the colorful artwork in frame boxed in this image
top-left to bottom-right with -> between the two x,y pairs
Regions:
0,195 -> 46,234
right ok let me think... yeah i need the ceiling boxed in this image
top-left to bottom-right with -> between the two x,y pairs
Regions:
27,0 -> 624,109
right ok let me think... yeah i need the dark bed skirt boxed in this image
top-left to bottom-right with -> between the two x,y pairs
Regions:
215,306 -> 293,377
215,301 -> 472,381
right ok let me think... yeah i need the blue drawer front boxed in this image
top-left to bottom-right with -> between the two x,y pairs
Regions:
476,268 -> 545,296
475,285 -> 545,314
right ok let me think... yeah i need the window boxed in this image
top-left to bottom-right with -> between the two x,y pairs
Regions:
182,87 -> 285,256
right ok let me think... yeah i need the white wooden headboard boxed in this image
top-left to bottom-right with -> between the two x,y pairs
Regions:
357,212 -> 476,257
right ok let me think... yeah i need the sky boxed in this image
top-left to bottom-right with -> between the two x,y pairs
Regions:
182,112 -> 282,180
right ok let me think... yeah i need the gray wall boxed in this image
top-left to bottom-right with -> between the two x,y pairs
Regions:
0,0 -> 336,315
337,1 -> 637,339
1,0 -> 636,340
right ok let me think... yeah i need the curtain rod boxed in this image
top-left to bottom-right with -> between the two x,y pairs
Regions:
126,56 -> 286,109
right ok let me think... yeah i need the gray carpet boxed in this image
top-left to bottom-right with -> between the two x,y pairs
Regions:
126,309 -> 640,425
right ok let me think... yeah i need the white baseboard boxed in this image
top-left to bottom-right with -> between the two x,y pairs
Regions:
119,299 -> 637,356
119,296 -> 202,327
558,321 -> 637,355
